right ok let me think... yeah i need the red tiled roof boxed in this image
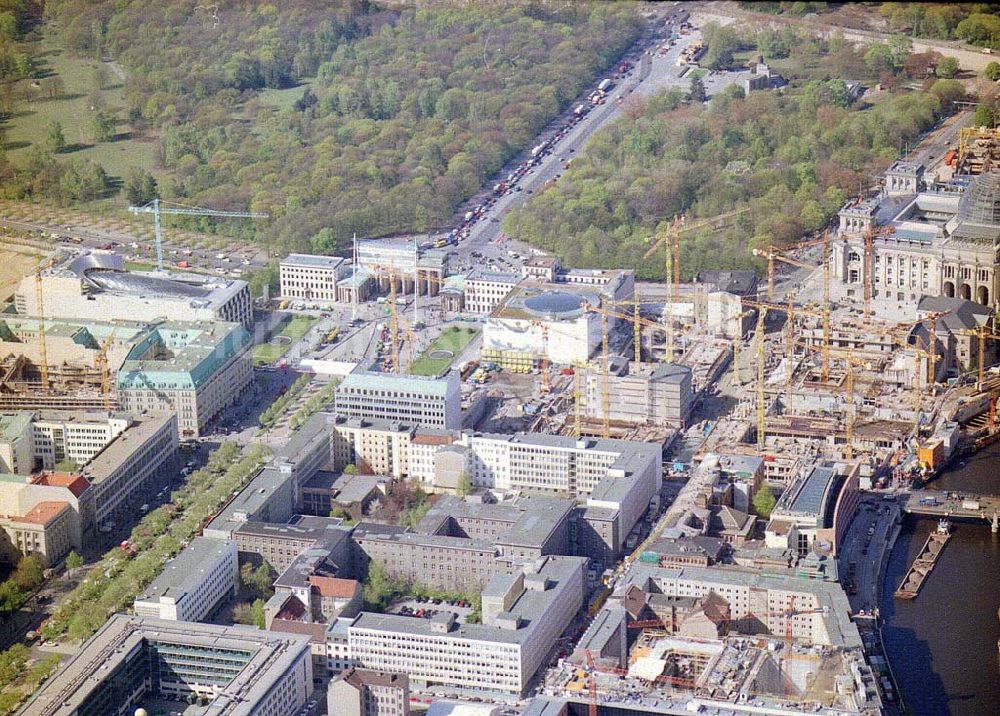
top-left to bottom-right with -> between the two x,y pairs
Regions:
309,575 -> 359,598
9,501 -> 71,526
30,472 -> 90,497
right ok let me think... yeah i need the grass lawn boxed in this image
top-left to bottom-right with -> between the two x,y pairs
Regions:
124,261 -> 157,272
257,80 -> 315,111
1,31 -> 158,179
252,315 -> 318,366
410,326 -> 479,376
688,68 -> 708,80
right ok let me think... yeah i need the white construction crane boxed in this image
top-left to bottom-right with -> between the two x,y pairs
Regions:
128,199 -> 268,272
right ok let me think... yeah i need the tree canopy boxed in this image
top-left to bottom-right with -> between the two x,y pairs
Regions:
33,1 -> 644,252
502,79 -> 951,280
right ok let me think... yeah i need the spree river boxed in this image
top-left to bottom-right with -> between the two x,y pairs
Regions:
880,442 -> 1000,716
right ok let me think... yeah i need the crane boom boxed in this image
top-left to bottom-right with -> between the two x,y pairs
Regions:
129,199 -> 268,272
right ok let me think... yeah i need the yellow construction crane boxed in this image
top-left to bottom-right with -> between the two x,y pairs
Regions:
958,324 -> 1000,389
34,265 -> 49,391
861,225 -> 895,322
643,208 -> 748,360
96,328 -> 118,411
600,306 -> 610,438
754,235 -> 828,301
755,307 -> 768,452
752,231 -> 832,381
532,321 -> 552,394
388,266 -> 400,373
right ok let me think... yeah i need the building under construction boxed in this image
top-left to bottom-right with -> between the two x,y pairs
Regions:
0,317 -> 147,410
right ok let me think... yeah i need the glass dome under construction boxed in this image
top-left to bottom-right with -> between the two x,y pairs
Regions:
521,291 -> 591,319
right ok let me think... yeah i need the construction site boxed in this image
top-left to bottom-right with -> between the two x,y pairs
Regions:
552,632 -> 870,712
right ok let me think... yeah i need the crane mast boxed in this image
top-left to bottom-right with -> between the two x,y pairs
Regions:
755,307 -> 767,452
129,199 -> 268,272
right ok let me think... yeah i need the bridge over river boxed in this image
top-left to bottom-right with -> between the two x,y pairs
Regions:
902,490 -> 1000,532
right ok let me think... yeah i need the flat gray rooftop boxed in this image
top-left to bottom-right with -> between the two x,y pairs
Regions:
81,412 -> 175,484
135,536 -> 234,603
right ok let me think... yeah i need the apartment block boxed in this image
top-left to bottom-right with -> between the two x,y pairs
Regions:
20,615 -> 313,716
621,563 -> 861,648
329,669 -> 410,716
334,370 -> 461,430
134,537 -> 238,622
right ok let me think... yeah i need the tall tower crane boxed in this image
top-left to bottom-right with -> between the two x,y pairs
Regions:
754,307 -> 768,452
861,225 -> 895,322
600,307 -> 610,439
643,208 -> 748,360
959,324 -> 1000,389
96,328 -> 118,411
755,235 -> 828,301
128,199 -> 268,272
34,265 -> 50,392
752,231 -> 832,382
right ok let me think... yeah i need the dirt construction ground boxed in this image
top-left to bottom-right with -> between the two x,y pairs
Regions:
0,246 -> 41,301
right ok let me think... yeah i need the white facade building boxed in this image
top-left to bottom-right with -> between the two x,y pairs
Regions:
280,253 -> 346,303
334,370 -> 461,430
347,556 -> 585,696
133,537 -> 238,622
464,269 -> 520,315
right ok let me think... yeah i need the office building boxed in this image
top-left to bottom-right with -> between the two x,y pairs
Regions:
334,369 -> 461,430
20,614 -> 313,716
348,556 -> 586,696
117,320 -> 253,438
281,253 -> 346,303
458,432 -> 661,501
134,537 -> 238,622
80,411 -> 178,529
16,251 -> 252,328
765,460 -> 860,557
329,669 -> 410,716
354,524 -> 498,593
